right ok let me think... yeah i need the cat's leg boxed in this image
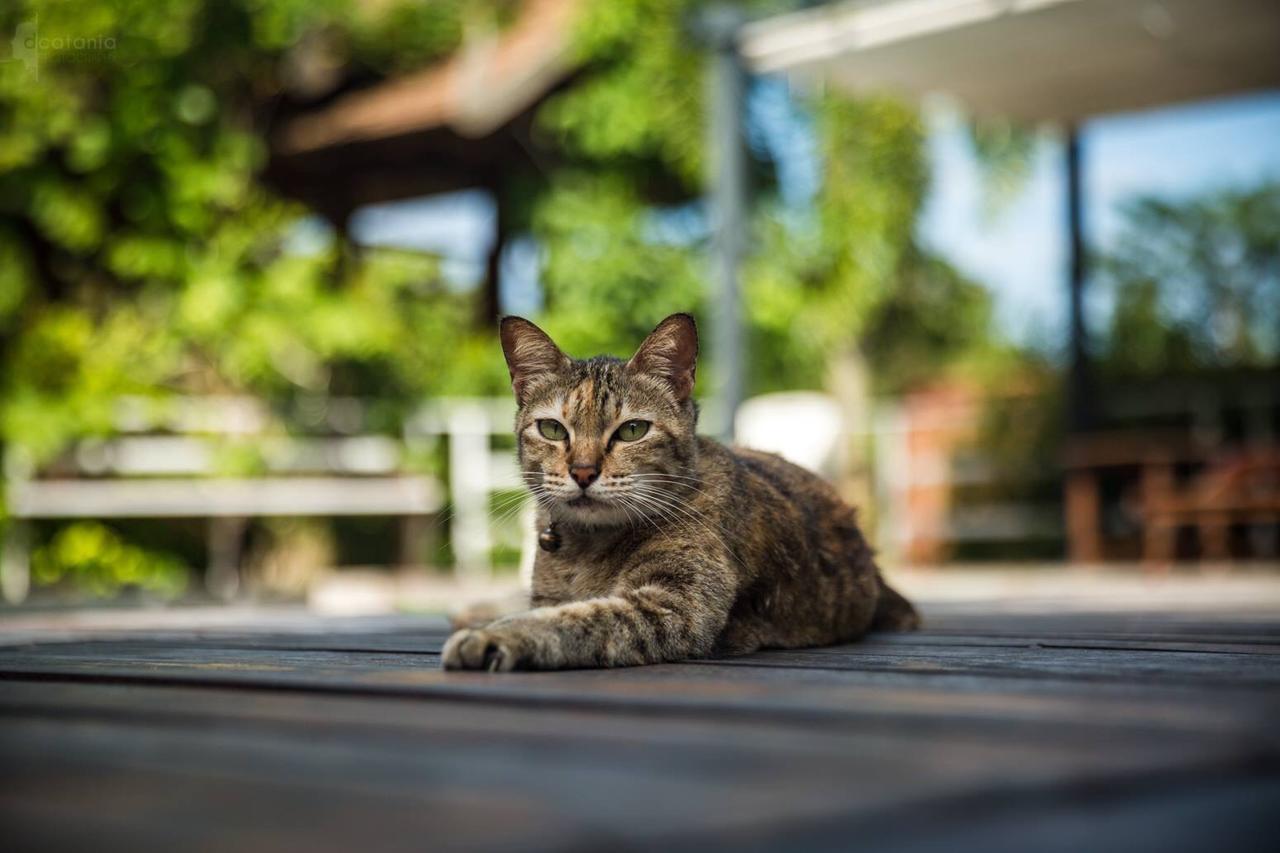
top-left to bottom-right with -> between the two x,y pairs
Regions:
448,590 -> 529,630
441,594 -> 716,671
441,556 -> 733,671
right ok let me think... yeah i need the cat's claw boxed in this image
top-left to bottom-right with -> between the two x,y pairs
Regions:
441,627 -> 525,672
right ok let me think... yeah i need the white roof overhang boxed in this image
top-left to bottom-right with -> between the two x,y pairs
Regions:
740,0 -> 1280,123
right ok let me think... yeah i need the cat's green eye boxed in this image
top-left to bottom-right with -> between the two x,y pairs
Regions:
614,420 -> 650,442
537,419 -> 568,441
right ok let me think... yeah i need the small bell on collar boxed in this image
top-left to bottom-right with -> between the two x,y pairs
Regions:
538,523 -> 561,552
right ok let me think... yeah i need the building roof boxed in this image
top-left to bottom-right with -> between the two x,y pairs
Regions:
740,0 -> 1280,123
266,0 -> 581,221
278,0 -> 580,155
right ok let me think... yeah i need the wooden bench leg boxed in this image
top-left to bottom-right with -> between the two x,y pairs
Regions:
207,516 -> 247,600
1143,516 -> 1177,571
1065,471 -> 1101,564
399,515 -> 429,569
1,520 -> 31,604
1199,516 -> 1230,564
1141,463 -> 1176,572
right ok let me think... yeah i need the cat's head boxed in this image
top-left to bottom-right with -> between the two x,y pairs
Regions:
499,314 -> 699,526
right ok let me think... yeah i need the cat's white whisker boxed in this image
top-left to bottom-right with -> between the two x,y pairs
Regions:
626,478 -> 711,498
628,486 -> 751,574
618,494 -> 663,535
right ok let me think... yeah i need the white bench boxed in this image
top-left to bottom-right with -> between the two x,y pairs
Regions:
1,398 -> 445,603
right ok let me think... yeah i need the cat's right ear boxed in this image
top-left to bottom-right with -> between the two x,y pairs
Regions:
627,313 -> 698,403
500,317 -> 570,405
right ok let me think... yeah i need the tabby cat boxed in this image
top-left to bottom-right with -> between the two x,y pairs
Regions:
441,313 -> 919,671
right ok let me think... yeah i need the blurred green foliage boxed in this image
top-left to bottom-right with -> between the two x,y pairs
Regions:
1098,183 -> 1280,375
967,117 -> 1038,221
0,0 -> 995,455
532,1 -> 995,394
32,520 -> 189,597
0,0 -> 1001,592
0,0 -> 517,466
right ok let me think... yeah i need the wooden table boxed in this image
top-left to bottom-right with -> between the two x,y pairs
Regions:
1064,434 -> 1280,566
2,606 -> 1278,851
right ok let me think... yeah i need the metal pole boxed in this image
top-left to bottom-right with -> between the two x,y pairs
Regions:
704,5 -> 746,442
1066,126 -> 1092,433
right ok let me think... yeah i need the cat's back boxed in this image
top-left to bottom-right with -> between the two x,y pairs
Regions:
696,436 -> 882,650
695,437 -> 871,569
696,437 -> 849,517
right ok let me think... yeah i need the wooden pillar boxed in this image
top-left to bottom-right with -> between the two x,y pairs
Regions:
481,186 -> 508,327
1063,127 -> 1096,565
1065,127 -> 1093,433
327,203 -> 358,285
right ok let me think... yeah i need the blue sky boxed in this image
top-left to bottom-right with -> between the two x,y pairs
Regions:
918,90 -> 1280,348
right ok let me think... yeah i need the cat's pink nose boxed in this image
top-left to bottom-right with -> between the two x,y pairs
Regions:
569,464 -> 599,489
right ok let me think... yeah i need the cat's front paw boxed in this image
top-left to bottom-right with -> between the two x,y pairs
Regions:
441,625 -> 533,672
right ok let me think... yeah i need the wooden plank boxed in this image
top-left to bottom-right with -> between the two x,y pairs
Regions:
0,675 -> 1270,748
5,608 -> 1276,643
7,607 -> 1277,649
6,606 -> 1273,632
3,650 -> 1277,743
7,633 -> 1280,691
848,633 -> 1280,655
11,625 -> 1279,657
2,723 -> 581,853
0,612 -> 451,648
1,682 -> 1273,852
920,632 -> 1280,647
3,608 -> 1279,852
919,609 -> 1280,633
666,777 -> 1280,853
2,681 -> 1239,775
696,646 -> 1280,689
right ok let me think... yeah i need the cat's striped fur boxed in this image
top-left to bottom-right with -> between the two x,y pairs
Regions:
441,314 -> 918,671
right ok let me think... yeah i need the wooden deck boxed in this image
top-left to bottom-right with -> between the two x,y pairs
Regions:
2,602 -> 1279,852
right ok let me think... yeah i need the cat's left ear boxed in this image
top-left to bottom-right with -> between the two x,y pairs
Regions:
627,313 -> 698,402
500,317 -> 570,405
